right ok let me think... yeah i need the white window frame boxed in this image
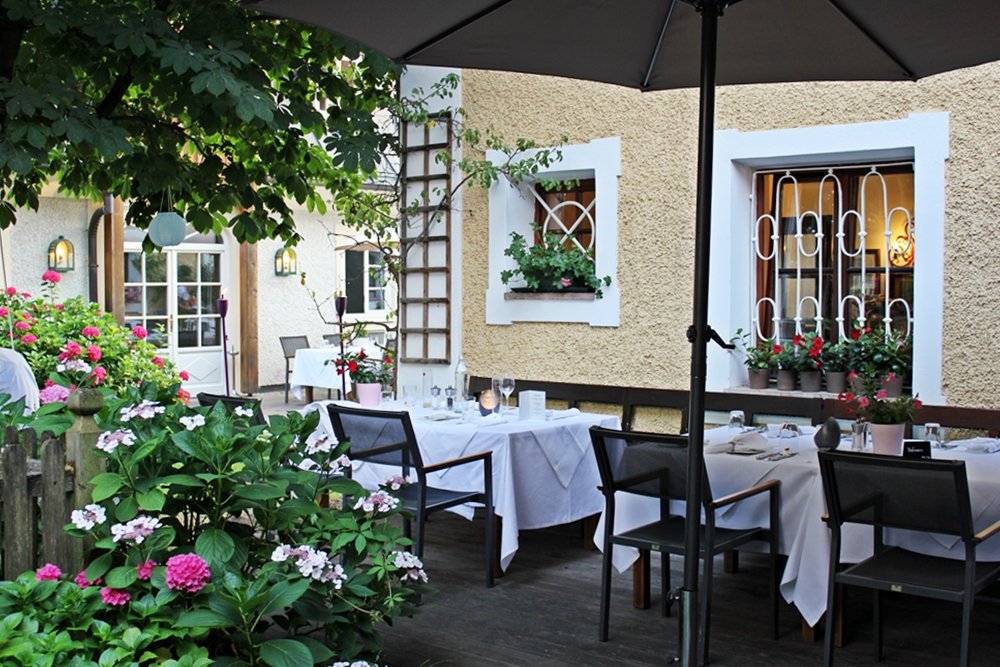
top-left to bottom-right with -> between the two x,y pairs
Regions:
486,136 -> 621,327
342,246 -> 393,318
708,112 -> 947,404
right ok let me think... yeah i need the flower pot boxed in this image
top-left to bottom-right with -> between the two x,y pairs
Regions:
881,374 -> 903,397
355,382 -> 382,408
799,370 -> 821,393
776,369 -> 797,391
747,368 -> 770,390
870,422 -> 906,455
848,373 -> 866,394
825,371 -> 847,394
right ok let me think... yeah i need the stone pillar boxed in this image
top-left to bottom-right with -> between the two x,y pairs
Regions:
65,388 -> 104,569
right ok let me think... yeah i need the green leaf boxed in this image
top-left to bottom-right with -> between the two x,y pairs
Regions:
175,609 -> 232,629
259,638 -> 314,667
90,472 -> 125,502
115,495 -> 139,522
105,565 -> 138,589
136,488 -> 166,512
258,578 -> 310,616
159,474 -> 205,488
294,636 -> 334,663
232,483 -> 285,500
85,552 -> 114,582
195,528 -> 235,565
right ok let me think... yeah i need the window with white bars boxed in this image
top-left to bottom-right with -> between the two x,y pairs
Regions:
532,179 -> 596,258
751,163 -> 915,345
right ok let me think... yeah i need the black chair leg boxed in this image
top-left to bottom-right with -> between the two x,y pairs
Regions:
873,590 -> 882,662
661,552 -> 671,617
284,359 -> 291,403
598,543 -> 616,642
701,552 -> 714,666
770,549 -> 779,639
484,500 -> 495,589
959,594 -> 973,667
822,580 -> 838,667
412,509 -> 426,558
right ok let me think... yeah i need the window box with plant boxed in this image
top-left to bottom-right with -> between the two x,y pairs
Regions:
732,328 -> 775,389
500,225 -> 612,299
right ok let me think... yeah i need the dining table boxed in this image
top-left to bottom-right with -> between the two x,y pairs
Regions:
595,425 -> 1000,628
290,347 -> 350,402
304,400 -> 621,572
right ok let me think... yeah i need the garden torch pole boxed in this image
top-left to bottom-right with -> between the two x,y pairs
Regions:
335,294 -> 348,400
217,294 -> 230,396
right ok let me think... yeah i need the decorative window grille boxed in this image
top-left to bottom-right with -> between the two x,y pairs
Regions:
751,163 -> 915,344
531,179 -> 597,257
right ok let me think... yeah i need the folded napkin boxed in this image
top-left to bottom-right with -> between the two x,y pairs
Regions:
958,437 -> 1000,454
549,408 -> 581,420
732,431 -> 768,449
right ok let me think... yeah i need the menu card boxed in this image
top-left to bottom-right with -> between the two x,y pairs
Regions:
518,390 -> 546,421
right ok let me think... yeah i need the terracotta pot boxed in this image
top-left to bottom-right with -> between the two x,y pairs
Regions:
870,422 -> 906,455
799,370 -> 822,393
747,368 -> 770,390
355,382 -> 382,407
825,371 -> 847,394
881,374 -> 903,397
776,369 -> 797,391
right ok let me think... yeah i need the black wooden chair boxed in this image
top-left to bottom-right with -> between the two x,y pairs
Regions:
278,335 -> 311,403
327,403 -> 496,587
195,392 -> 266,426
818,450 -> 1000,667
589,425 -> 780,664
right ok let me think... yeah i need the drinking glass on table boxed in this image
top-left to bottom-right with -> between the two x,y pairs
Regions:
728,410 -> 746,433
499,371 -> 515,414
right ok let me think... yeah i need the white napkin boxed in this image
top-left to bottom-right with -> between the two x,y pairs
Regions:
549,408 -> 581,420
732,431 -> 768,449
958,437 -> 1000,454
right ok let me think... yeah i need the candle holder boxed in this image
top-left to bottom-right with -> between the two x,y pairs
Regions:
335,295 -> 348,400
217,297 -> 230,396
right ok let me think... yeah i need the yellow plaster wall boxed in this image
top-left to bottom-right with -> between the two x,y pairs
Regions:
458,62 -> 1000,408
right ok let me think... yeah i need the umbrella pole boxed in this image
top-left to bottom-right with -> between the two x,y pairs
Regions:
680,2 -> 719,666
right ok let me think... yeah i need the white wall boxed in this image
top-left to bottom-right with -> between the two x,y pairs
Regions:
4,197 -> 92,300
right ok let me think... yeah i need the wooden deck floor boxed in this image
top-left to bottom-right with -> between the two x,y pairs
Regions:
376,512 -> 1000,667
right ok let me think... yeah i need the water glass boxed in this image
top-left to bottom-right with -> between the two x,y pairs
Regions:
402,385 -> 418,408
925,422 -> 942,448
728,410 -> 745,432
851,421 -> 868,451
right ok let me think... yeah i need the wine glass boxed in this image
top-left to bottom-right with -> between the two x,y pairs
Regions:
499,372 -> 515,414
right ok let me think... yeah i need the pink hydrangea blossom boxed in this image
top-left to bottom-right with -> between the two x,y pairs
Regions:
271,544 -> 346,587
152,356 -> 164,368
0,307 -> 7,316
5,286 -> 16,296
353,490 -> 399,515
39,384 -> 70,404
14,321 -> 29,331
179,370 -> 190,381
119,400 -> 165,422
165,553 -> 211,593
392,551 -> 428,583
91,366 -> 107,384
59,341 -> 82,360
131,325 -> 148,339
41,270 -> 61,284
20,333 -> 37,344
85,345 -> 101,362
100,587 -> 131,606
136,560 -> 157,581
381,474 -> 407,491
96,429 -> 136,453
70,503 -> 107,530
74,571 -> 101,589
35,563 -> 62,581
81,326 -> 100,338
54,304 -> 64,310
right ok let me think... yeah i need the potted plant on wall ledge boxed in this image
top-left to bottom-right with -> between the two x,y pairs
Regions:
501,226 -> 612,299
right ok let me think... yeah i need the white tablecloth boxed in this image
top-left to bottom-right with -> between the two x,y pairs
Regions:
304,401 -> 619,571
290,348 -> 350,399
596,427 -> 1000,627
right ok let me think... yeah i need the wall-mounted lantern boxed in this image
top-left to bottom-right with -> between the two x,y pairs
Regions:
47,236 -> 75,272
274,248 -> 298,276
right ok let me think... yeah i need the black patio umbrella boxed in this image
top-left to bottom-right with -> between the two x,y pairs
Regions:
246,1 -> 1000,663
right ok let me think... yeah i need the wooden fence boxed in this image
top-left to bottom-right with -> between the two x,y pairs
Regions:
0,391 -> 103,580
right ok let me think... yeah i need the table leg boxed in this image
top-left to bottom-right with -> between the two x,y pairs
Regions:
800,596 -> 844,647
581,514 -> 599,551
724,550 -> 739,573
305,386 -> 314,403
493,515 -> 503,580
632,551 -> 650,609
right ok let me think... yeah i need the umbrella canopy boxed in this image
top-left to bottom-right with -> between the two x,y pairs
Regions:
247,1 -> 1000,664
248,0 -> 1000,90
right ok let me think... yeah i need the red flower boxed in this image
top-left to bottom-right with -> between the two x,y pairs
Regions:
179,370 -> 190,381
152,356 -> 164,368
792,334 -> 804,347
91,367 -> 107,384
41,270 -> 61,284
348,360 -> 358,373
850,329 -> 861,340
772,344 -> 783,355
86,345 -> 102,362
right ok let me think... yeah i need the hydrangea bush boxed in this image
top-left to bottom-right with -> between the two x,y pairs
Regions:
5,383 -> 426,665
1,273 -> 183,399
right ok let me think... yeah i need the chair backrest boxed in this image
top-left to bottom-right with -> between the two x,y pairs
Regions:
322,333 -> 341,346
818,450 -> 974,540
589,425 -> 711,504
279,335 -> 311,359
196,392 -> 267,426
327,404 -> 424,473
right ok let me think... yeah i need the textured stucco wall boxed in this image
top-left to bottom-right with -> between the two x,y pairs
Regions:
4,197 -> 92,300
459,61 -> 1000,408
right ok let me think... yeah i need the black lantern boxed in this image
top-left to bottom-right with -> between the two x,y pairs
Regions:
47,236 -> 75,272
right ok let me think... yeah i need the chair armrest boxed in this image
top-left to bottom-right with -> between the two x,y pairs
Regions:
709,479 -> 780,510
973,517 -> 1000,544
350,441 -> 408,460
422,450 -> 493,474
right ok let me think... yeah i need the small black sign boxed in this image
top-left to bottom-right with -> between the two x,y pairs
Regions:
903,440 -> 932,459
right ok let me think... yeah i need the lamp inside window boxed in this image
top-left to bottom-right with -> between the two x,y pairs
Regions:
274,248 -> 297,276
47,236 -> 75,272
